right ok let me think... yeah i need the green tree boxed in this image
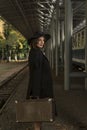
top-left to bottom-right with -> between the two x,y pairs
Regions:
0,18 -> 28,61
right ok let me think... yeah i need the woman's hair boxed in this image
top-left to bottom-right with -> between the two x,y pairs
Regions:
30,38 -> 38,48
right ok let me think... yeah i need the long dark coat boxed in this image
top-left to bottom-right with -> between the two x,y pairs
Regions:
26,47 -> 53,99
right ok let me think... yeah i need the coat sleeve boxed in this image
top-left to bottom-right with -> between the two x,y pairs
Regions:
30,49 -> 43,96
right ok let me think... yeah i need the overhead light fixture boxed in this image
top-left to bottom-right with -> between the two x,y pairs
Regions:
39,19 -> 45,23
37,2 -> 49,10
52,0 -> 56,3
37,2 -> 44,8
83,19 -> 86,24
37,9 -> 44,15
50,5 -> 54,10
37,14 -> 44,19
40,23 -> 44,25
59,0 -> 63,6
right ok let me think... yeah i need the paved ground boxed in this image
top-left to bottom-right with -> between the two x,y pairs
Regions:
0,62 -> 87,130
0,61 -> 28,86
53,73 -> 87,130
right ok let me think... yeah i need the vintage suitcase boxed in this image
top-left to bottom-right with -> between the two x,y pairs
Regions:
15,98 -> 54,122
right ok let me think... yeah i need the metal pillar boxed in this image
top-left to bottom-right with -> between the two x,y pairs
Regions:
85,0 -> 87,89
51,16 -> 55,69
46,33 -> 52,65
51,24 -> 53,69
46,40 -> 50,60
45,29 -> 52,67
49,23 -> 53,69
53,19 -> 56,70
49,28 -> 52,67
55,5 -> 60,76
61,21 -> 64,64
64,0 -> 73,90
49,43 -> 52,66
55,12 -> 58,76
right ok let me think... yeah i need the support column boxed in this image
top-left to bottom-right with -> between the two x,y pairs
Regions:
85,0 -> 87,89
49,42 -> 52,66
46,39 -> 50,60
51,16 -> 55,69
49,27 -> 52,67
64,0 -> 73,90
55,12 -> 58,76
55,4 -> 60,76
61,21 -> 64,64
53,19 -> 56,71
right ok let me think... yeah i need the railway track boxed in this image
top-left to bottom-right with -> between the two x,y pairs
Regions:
0,65 -> 28,113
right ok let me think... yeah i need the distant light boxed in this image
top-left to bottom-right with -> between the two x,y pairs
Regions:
59,0 -> 63,6
40,26 -> 43,31
73,19 -> 86,33
37,14 -> 44,19
47,19 -> 51,22
59,2 -> 62,6
50,5 -> 54,10
49,14 -> 52,18
44,18 -> 48,20
37,9 -> 44,15
37,2 -> 44,8
52,0 -> 56,3
45,13 -> 49,16
83,19 -> 86,24
80,23 -> 83,26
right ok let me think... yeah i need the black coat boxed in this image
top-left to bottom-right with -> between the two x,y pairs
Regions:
26,47 -> 53,99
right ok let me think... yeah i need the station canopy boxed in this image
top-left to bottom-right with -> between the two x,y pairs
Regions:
0,0 -> 86,39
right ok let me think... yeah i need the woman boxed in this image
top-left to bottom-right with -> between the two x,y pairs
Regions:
26,32 -> 53,99
26,32 -> 54,130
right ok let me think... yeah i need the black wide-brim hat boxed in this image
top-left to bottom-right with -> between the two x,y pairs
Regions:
28,31 -> 51,45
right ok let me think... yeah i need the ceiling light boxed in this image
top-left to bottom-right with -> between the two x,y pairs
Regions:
37,9 -> 44,15
37,2 -> 44,8
59,0 -> 63,6
52,0 -> 56,3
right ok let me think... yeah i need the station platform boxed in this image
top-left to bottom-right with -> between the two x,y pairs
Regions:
0,62 -> 87,130
53,73 -> 87,130
0,61 -> 28,86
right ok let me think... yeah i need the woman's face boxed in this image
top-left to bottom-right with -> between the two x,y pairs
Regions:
36,36 -> 45,48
